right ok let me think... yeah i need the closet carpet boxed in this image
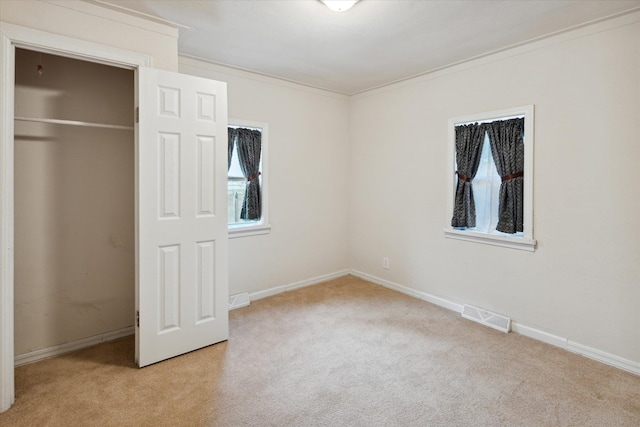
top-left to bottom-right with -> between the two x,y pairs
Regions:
1,275 -> 639,426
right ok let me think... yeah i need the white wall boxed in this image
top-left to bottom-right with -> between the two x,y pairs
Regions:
0,0 -> 179,71
179,57 -> 350,297
349,13 -> 640,364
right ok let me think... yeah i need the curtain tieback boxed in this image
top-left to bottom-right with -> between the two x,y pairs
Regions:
247,172 -> 261,182
501,171 -> 523,182
456,171 -> 472,183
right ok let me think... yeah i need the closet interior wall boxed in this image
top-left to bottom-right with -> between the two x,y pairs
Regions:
14,48 -> 135,356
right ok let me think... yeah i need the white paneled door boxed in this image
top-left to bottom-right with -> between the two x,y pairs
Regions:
136,68 -> 229,367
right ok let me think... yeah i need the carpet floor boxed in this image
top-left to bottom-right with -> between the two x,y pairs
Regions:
1,275 -> 639,426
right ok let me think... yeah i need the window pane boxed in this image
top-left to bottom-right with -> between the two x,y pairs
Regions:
228,178 -> 247,224
228,144 -> 243,178
471,134 -> 500,233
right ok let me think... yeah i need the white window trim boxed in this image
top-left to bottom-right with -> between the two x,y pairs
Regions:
228,118 -> 271,239
444,105 -> 536,251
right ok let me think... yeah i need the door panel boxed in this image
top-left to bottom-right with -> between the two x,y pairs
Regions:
136,68 -> 228,367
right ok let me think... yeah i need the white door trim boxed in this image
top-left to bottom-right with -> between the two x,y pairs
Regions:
0,22 -> 151,413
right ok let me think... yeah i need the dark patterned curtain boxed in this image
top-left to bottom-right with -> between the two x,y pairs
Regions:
227,127 -> 238,171
451,123 -> 486,228
486,118 -> 525,234
236,128 -> 262,220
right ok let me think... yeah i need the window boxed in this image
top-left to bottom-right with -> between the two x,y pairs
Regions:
444,106 -> 536,251
227,119 -> 270,238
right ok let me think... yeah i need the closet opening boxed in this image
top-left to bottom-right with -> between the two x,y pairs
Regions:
13,48 -> 135,365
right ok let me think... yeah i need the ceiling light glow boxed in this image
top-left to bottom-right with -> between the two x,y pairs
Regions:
321,0 -> 360,12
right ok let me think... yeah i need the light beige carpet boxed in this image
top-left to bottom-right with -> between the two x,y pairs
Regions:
1,275 -> 639,426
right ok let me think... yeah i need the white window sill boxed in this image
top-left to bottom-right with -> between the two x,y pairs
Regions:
444,228 -> 536,251
229,223 -> 271,239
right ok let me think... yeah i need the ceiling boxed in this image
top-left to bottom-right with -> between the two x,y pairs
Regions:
94,0 -> 640,95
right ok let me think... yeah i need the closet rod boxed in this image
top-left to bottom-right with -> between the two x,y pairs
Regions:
14,116 -> 134,131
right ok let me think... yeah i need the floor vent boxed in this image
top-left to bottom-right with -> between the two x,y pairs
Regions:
461,304 -> 511,333
228,292 -> 250,310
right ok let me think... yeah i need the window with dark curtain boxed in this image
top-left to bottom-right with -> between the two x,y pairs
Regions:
452,117 -> 524,234
234,128 -> 262,221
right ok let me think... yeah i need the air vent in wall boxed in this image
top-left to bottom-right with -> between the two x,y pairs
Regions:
228,292 -> 250,310
461,304 -> 511,333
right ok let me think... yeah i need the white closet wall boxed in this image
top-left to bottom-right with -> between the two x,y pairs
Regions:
14,49 -> 135,356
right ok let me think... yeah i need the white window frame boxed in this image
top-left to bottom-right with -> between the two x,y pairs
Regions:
444,105 -> 536,251
227,118 -> 271,239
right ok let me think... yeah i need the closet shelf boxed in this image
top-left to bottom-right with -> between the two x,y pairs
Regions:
14,116 -> 134,130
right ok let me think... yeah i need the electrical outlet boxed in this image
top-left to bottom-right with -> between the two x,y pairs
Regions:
382,257 -> 390,269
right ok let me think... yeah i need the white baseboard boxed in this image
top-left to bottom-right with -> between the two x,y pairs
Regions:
350,269 -> 464,313
511,322 -> 568,349
567,341 -> 640,376
349,269 -> 640,377
14,326 -> 134,367
248,269 -> 350,302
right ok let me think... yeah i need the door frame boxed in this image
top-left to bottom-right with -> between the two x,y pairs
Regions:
0,22 -> 151,413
